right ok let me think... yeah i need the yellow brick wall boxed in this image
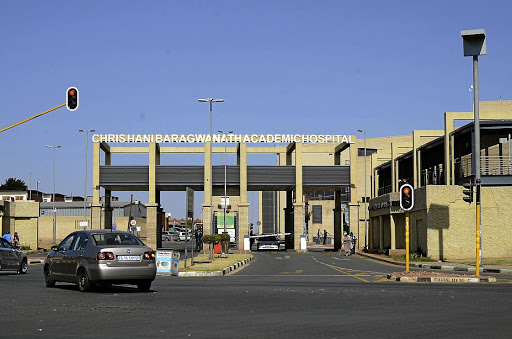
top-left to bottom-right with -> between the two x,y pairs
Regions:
407,185 -> 512,260
38,216 -> 148,247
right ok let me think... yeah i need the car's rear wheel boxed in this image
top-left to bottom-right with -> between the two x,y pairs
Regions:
18,259 -> 28,274
44,265 -> 55,287
137,280 -> 152,292
78,269 -> 92,292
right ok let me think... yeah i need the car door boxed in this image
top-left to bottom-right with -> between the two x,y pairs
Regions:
65,233 -> 89,277
0,238 -> 17,270
51,234 -> 76,281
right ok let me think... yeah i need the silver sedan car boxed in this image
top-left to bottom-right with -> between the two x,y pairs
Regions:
0,237 -> 28,274
44,230 -> 156,292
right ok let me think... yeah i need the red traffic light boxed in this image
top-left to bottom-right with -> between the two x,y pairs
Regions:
400,184 -> 414,211
66,87 -> 79,111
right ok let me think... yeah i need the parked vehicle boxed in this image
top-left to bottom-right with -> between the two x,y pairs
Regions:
162,231 -> 179,241
0,237 -> 28,274
256,234 -> 280,251
44,230 -> 156,292
178,231 -> 192,241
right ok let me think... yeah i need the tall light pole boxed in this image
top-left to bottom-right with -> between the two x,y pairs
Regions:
462,29 -> 487,276
79,129 -> 95,228
198,98 -> 224,235
218,130 -> 233,235
46,145 -> 61,243
357,129 -> 367,250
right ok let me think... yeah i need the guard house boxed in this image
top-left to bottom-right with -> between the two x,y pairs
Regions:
369,100 -> 512,260
91,135 -> 360,251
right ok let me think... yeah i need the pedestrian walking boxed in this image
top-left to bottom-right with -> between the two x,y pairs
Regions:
323,229 -> 328,245
349,232 -> 357,254
316,229 -> 321,244
343,232 -> 351,256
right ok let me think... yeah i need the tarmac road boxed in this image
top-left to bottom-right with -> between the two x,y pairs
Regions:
2,251 -> 512,338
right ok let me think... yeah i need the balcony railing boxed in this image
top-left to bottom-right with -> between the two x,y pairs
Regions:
456,155 -> 512,178
421,165 -> 444,186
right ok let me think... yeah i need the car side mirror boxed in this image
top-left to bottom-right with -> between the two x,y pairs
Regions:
51,245 -> 59,252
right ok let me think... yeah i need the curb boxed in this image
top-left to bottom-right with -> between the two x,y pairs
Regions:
28,259 -> 45,264
168,255 -> 253,277
357,252 -> 512,274
387,274 -> 497,283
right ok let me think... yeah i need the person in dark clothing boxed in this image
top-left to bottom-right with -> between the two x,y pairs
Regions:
195,228 -> 203,252
323,229 -> 328,245
250,229 -> 255,249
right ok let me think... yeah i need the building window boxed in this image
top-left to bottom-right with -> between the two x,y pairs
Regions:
358,148 -> 378,157
312,205 -> 322,224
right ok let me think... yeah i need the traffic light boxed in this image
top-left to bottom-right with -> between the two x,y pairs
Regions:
66,87 -> 79,111
462,181 -> 474,203
399,184 -> 414,211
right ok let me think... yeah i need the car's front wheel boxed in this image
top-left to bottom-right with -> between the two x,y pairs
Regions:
137,280 -> 152,292
44,265 -> 55,287
18,259 -> 28,274
78,269 -> 92,292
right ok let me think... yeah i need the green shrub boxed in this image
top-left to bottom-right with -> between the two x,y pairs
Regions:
219,233 -> 230,242
391,252 -> 433,262
201,234 -> 221,244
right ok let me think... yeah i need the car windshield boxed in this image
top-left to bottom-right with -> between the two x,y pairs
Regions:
92,233 -> 144,246
259,235 -> 278,241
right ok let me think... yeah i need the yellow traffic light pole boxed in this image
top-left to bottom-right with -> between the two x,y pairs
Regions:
0,103 -> 65,134
405,211 -> 410,272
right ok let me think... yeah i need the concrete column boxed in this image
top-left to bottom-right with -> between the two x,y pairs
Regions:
203,141 -> 213,236
379,215 -> 384,250
239,142 -> 247,204
390,214 -> 396,250
295,142 -> 303,205
103,190 -> 112,229
146,206 -> 158,250
238,204 -> 249,250
145,142 -> 160,249
293,204 -> 304,251
368,217 -> 373,250
284,191 -> 293,250
333,190 -> 342,251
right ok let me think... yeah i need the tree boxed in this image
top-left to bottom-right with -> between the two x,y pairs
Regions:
0,178 -> 27,191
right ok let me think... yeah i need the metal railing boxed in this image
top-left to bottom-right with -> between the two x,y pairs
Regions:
421,165 -> 444,186
377,185 -> 392,196
456,155 -> 512,178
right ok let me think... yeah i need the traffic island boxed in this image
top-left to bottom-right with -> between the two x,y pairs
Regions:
387,270 -> 496,283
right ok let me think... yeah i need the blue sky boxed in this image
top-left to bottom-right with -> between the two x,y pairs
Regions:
1,1 -> 511,220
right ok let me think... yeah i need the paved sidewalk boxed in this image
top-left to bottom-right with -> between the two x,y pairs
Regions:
357,251 -> 512,274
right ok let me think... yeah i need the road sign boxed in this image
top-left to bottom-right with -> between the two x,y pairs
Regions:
130,219 -> 137,226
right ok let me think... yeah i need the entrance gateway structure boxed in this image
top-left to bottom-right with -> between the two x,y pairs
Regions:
90,134 -> 359,251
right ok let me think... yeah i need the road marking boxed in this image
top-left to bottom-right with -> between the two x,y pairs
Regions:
281,270 -> 303,274
325,264 -> 370,283
232,274 -> 372,277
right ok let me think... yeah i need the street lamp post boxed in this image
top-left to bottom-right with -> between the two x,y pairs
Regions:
357,129 -> 367,250
46,145 -> 61,243
198,98 -> 224,236
218,130 -> 233,235
79,129 -> 95,229
462,29 -> 487,276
